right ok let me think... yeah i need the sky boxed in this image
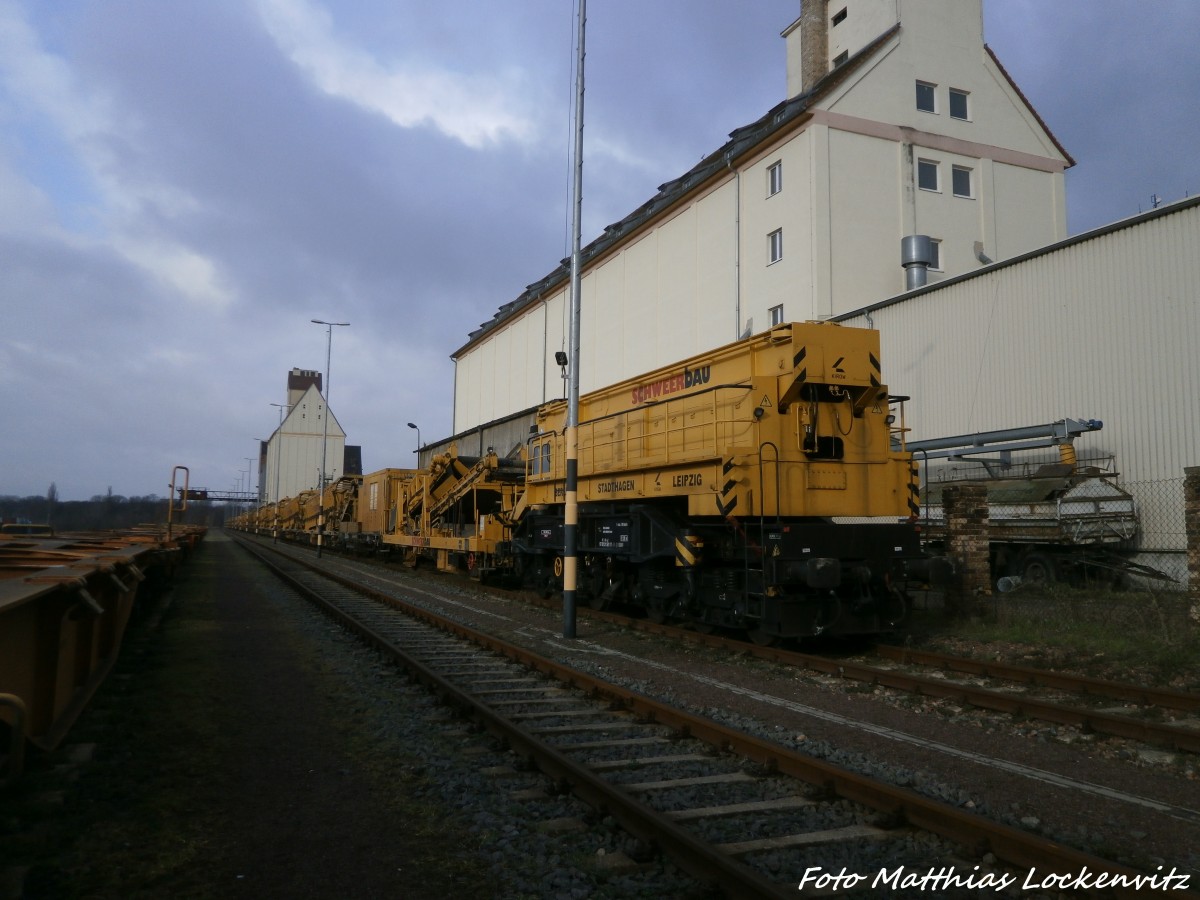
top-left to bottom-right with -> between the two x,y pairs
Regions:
1,1 -> 1196,502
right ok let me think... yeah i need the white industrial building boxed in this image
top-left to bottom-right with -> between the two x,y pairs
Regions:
839,197 -> 1200,578
436,0 -> 1195,580
451,0 -> 1071,438
259,368 -> 349,504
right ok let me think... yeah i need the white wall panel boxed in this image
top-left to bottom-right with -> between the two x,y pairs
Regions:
695,182 -> 738,348
830,130 -> 903,306
840,200 -> 1200,550
656,207 -> 698,365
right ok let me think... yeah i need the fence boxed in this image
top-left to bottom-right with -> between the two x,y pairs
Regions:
1119,476 -> 1188,586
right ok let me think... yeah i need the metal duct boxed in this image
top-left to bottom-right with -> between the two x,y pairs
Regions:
901,234 -> 933,290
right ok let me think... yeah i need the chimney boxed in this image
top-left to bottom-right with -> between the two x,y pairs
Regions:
785,0 -> 829,98
900,235 -> 933,291
287,367 -> 323,409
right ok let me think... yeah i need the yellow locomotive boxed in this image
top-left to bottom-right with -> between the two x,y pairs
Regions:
515,321 -> 920,639
249,322 -> 928,639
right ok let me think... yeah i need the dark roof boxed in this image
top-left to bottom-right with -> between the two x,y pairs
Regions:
984,44 -> 1075,168
451,25 -> 901,360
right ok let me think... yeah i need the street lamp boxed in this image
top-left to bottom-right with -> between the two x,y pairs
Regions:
253,443 -> 266,530
312,318 -> 349,557
269,402 -> 291,542
243,458 -> 253,519
407,422 -> 421,458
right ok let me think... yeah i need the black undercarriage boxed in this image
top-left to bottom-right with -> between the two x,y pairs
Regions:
509,502 -> 922,640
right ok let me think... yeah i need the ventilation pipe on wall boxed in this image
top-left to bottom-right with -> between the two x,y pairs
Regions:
901,235 -> 933,291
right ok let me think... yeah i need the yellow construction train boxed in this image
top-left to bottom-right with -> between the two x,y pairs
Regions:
233,322 -> 930,640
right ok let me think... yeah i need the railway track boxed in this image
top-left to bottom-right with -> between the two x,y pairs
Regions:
486,571 -> 1200,755
233,533 -> 1193,897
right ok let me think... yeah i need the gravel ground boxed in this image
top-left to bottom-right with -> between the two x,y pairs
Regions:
332,546 -> 1200,883
1,534 -> 708,899
5,532 -> 1198,898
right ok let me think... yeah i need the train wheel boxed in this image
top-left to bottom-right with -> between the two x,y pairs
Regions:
585,564 -> 609,610
1018,552 -> 1057,585
646,597 -> 668,624
745,626 -> 777,647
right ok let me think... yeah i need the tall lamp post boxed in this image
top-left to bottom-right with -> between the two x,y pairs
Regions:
406,422 -> 421,459
243,459 -> 253,519
269,402 -> 291,542
252,443 -> 267,531
312,318 -> 349,557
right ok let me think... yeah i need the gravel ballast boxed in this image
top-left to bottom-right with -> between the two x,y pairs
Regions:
7,531 -> 1199,897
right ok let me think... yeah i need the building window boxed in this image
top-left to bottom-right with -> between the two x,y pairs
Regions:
831,7 -> 847,26
768,229 -> 783,264
916,81 -> 936,113
949,88 -> 970,120
769,304 -> 784,326
929,239 -> 942,270
917,158 -> 939,192
767,161 -> 782,197
952,165 -> 973,198
832,50 -> 848,67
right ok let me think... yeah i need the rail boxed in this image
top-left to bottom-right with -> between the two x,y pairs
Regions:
234,533 -> 1190,897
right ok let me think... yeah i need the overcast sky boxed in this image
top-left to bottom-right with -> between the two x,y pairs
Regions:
2,1 -> 1196,502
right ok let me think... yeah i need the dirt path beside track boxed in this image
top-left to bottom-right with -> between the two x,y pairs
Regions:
8,532 -> 494,899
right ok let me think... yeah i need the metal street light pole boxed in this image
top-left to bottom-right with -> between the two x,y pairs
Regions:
269,402 -> 291,542
311,319 -> 349,558
243,459 -> 253,518
406,422 -> 421,459
562,0 -> 587,639
252,443 -> 267,530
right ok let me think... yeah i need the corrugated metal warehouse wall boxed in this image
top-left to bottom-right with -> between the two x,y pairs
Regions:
837,197 -> 1200,561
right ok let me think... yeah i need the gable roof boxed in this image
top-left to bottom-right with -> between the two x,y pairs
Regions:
277,384 -> 346,439
453,23 -> 1073,360
984,44 -> 1075,167
451,24 -> 901,360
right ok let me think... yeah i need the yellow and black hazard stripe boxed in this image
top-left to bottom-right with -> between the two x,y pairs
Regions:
907,462 -> 920,517
673,533 -> 703,567
717,457 -> 739,516
777,344 -> 809,412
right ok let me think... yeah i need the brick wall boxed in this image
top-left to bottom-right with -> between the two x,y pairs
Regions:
943,483 -> 991,610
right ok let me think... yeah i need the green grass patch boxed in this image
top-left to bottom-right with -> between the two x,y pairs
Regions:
910,586 -> 1200,683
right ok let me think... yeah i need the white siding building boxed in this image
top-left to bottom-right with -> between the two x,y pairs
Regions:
450,0 -> 1071,437
837,196 -> 1200,573
431,1 -> 1197,581
261,375 -> 347,504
